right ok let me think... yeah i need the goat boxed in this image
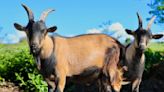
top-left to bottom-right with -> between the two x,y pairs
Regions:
14,4 -> 125,92
122,13 -> 163,92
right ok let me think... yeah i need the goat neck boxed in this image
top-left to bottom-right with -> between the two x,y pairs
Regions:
126,40 -> 145,64
40,35 -> 54,59
126,41 -> 136,61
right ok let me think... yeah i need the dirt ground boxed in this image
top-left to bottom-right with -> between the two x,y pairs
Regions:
0,82 -> 22,92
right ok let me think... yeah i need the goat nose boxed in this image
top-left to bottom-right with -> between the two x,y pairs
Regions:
139,44 -> 145,50
31,43 -> 37,48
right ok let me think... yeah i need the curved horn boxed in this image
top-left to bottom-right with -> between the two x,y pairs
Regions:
137,12 -> 143,28
121,81 -> 131,85
40,9 -> 55,22
147,16 -> 156,31
21,4 -> 34,21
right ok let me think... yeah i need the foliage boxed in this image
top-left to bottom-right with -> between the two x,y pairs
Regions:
15,73 -> 47,92
0,42 -> 47,92
147,0 -> 164,26
145,48 -> 164,72
148,42 -> 164,51
124,38 -> 131,45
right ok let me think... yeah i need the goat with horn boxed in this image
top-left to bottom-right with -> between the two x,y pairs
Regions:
14,4 -> 125,92
122,13 -> 163,92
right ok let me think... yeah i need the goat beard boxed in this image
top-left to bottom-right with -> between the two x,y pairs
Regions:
30,48 -> 41,56
34,56 -> 41,70
29,48 -> 41,70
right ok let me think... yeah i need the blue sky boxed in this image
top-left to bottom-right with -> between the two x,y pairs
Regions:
0,0 -> 163,43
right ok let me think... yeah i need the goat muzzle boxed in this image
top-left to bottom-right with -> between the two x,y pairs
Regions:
30,44 -> 41,56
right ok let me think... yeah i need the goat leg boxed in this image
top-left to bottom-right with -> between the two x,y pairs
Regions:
132,78 -> 141,92
55,70 -> 66,92
45,77 -> 56,92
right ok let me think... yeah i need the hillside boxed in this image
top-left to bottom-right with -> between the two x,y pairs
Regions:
0,40 -> 28,53
148,42 -> 164,51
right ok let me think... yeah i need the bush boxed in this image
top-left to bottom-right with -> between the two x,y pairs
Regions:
145,48 -> 164,72
0,48 -> 47,92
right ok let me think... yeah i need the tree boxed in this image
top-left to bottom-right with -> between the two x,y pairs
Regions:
125,38 -> 131,45
147,0 -> 164,26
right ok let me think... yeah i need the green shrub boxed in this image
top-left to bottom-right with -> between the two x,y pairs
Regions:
0,48 -> 47,92
15,73 -> 47,92
145,48 -> 164,72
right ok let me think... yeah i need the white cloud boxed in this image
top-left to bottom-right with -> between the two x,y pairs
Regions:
106,22 -> 133,41
108,22 -> 124,32
152,31 -> 164,35
16,31 -> 26,39
108,22 -> 127,37
0,31 -> 26,44
2,34 -> 20,44
86,22 -> 133,43
87,28 -> 102,34
66,34 -> 76,37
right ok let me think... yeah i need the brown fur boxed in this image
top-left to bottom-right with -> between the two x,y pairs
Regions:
39,34 -> 123,92
122,13 -> 163,92
40,35 -> 54,59
13,4 -> 126,92
102,46 -> 123,92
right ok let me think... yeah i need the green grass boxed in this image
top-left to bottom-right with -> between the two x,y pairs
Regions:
0,40 -> 28,53
0,41 -> 163,56
0,41 -> 163,51
148,42 -> 164,52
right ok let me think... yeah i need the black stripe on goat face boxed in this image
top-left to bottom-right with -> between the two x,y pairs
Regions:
27,21 -> 47,56
134,29 -> 151,51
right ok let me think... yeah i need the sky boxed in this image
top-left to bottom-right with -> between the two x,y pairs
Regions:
0,0 -> 163,44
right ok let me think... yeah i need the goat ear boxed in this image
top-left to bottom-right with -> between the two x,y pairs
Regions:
152,34 -> 163,39
125,29 -> 134,35
14,23 -> 25,31
47,26 -> 57,32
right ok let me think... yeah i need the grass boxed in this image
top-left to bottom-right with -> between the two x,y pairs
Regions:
0,40 -> 163,52
0,40 -> 28,53
148,42 -> 164,52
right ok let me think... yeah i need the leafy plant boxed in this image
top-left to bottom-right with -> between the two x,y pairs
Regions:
15,73 -> 47,92
147,0 -> 164,26
0,46 -> 47,92
145,48 -> 164,71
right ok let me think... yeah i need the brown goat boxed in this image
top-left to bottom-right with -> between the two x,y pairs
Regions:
121,13 -> 163,92
14,4 -> 125,92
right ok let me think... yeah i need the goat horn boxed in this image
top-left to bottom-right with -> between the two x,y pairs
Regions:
40,9 -> 55,22
21,4 -> 34,21
137,12 -> 143,28
147,16 -> 156,31
121,81 -> 131,85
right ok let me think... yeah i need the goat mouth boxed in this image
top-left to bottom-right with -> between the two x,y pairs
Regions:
30,48 -> 41,56
137,48 -> 145,52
